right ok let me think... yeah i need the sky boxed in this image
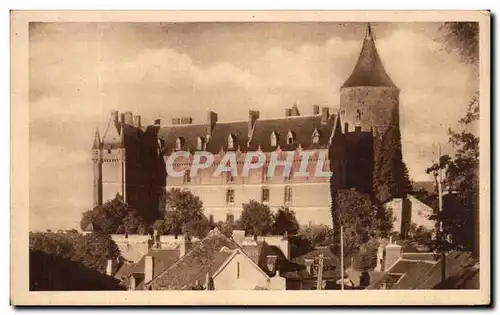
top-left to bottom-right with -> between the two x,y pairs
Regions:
29,22 -> 478,231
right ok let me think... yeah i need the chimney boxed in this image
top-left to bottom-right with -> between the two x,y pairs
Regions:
355,126 -> 362,132
124,112 -> 133,125
133,115 -> 141,127
144,255 -> 154,284
207,111 -> 218,138
321,107 -> 330,124
344,122 -> 349,133
106,259 -> 116,276
111,110 -> 119,123
384,241 -> 402,271
120,113 -> 125,124
285,108 -> 292,117
248,110 -> 260,138
179,233 -> 191,258
291,104 -> 300,116
154,119 -> 161,126
180,117 -> 193,124
129,276 -> 136,290
232,230 -> 245,246
172,118 -> 181,125
312,105 -> 320,115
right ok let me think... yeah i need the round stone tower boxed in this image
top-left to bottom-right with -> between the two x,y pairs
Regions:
340,24 -> 399,135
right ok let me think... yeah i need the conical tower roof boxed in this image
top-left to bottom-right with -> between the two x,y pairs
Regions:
102,117 -> 123,147
341,24 -> 396,88
92,127 -> 101,149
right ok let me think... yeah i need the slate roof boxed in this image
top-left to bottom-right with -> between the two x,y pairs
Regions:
367,251 -> 478,290
342,24 -> 396,88
147,229 -> 239,290
158,123 -> 209,153
247,115 -> 335,152
130,249 -> 180,278
283,247 -> 342,280
206,121 -> 250,153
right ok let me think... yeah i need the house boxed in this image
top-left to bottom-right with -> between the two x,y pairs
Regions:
143,228 -> 287,290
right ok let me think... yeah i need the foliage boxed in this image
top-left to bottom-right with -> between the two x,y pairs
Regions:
299,224 -> 335,247
79,194 -> 129,234
215,221 -> 234,238
272,206 -> 300,235
154,188 -> 210,238
121,211 -> 147,235
332,189 -> 394,264
439,22 -> 479,65
236,200 -> 274,237
426,94 -> 479,255
29,231 -> 121,274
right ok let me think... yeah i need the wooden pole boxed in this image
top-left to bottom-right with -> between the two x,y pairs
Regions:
340,226 -> 344,291
437,145 -> 446,283
316,254 -> 324,290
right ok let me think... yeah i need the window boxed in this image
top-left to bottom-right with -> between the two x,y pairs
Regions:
270,131 -> 278,147
262,187 -> 270,203
227,134 -> 234,149
226,213 -> 235,225
226,188 -> 235,204
286,131 -> 294,145
175,138 -> 183,150
226,172 -> 234,183
183,170 -> 191,184
312,129 -> 320,143
284,186 -> 292,204
356,109 -> 362,122
237,262 -> 240,279
197,137 -> 205,150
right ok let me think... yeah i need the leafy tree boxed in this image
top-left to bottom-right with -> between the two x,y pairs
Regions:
79,194 -> 128,234
272,207 -> 300,235
236,200 -> 274,237
155,188 -> 210,238
215,221 -> 234,238
426,95 -> 479,256
298,224 -> 335,248
122,211 -> 146,235
439,22 -> 479,65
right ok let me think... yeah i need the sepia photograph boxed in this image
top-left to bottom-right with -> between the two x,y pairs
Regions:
11,10 -> 490,305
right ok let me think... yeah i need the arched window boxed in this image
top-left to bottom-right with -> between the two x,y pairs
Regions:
312,129 -> 320,143
227,134 -> 234,150
356,109 -> 362,122
270,131 -> 278,147
197,137 -> 205,151
286,131 -> 294,145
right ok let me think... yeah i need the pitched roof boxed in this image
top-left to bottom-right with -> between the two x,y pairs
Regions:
342,24 -> 396,88
206,121 -> 250,153
158,123 -> 208,153
130,249 -> 180,278
284,247 -> 342,280
247,114 -> 335,152
147,229 -> 239,290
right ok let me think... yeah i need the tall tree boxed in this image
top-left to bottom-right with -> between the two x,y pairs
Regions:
79,194 -> 129,234
236,200 -> 274,237
272,206 -> 300,236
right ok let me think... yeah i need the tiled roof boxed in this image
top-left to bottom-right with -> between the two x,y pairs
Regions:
367,252 -> 477,290
114,262 -> 134,281
130,249 -> 180,278
284,247 -> 342,280
342,24 -> 396,88
148,229 -> 239,290
247,115 -> 335,152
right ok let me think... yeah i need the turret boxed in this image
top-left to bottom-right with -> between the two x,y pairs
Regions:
92,127 -> 103,207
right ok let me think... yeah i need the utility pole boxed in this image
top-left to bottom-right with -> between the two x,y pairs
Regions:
316,254 -> 324,290
340,226 -> 344,291
435,144 -> 446,283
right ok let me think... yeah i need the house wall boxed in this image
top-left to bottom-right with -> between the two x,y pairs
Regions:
213,251 -> 271,290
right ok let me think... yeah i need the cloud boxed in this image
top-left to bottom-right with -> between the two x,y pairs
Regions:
29,24 -> 478,230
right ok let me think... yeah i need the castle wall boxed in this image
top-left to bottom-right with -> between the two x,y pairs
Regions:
101,148 -> 125,203
340,86 -> 399,134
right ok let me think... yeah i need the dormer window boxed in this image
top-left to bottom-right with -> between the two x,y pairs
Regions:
286,131 -> 295,145
175,137 -> 184,151
270,131 -> 278,147
312,129 -> 320,143
227,134 -> 235,150
197,137 -> 205,151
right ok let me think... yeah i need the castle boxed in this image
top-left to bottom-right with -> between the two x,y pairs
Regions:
92,24 -> 404,227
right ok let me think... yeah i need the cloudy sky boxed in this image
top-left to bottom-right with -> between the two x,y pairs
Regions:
29,22 -> 478,231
